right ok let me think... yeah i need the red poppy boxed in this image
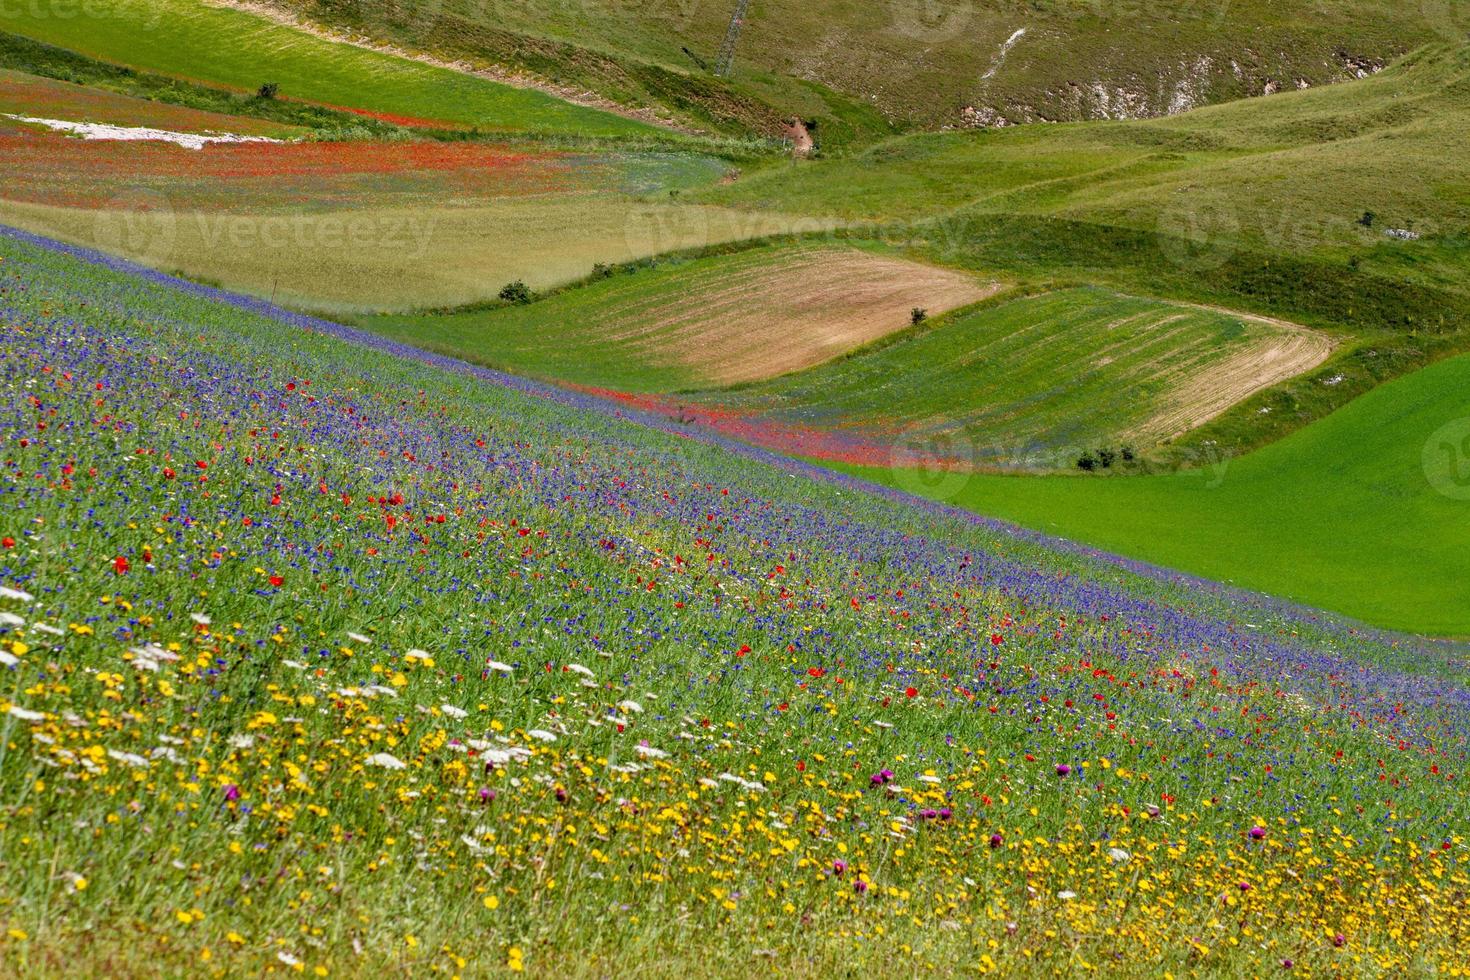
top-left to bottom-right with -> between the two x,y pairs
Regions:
905,687 -> 918,698
268,575 -> 284,587
1,537 -> 14,549
113,555 -> 130,574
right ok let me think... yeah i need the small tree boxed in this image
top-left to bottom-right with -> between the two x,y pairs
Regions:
257,82 -> 279,100
911,307 -> 928,325
498,280 -> 533,304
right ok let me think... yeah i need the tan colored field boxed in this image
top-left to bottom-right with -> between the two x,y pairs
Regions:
1133,307 -> 1335,442
0,197 -> 826,311
600,246 -> 1000,385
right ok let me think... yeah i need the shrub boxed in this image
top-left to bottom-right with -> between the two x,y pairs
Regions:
1357,210 -> 1375,228
1076,452 -> 1097,472
1098,448 -> 1116,468
591,263 -> 615,281
1120,446 -> 1135,462
498,280 -> 533,305
911,307 -> 928,325
257,82 -> 279,100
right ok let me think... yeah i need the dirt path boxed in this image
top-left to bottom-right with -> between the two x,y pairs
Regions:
209,0 -> 701,134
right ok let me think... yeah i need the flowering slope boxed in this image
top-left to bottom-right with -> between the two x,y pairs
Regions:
0,229 -> 1467,977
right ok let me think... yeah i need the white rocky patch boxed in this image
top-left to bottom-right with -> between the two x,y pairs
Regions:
3,114 -> 285,151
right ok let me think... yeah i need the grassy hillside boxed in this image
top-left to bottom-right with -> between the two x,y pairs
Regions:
699,44 -> 1470,458
363,243 -> 993,389
704,44 -> 1470,271
264,0 -> 1449,133
0,0 -> 660,136
704,286 -> 1331,460
847,343 -> 1470,636
0,67 -> 305,136
2,227 -> 1468,977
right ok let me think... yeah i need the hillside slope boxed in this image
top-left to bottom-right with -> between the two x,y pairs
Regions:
853,342 -> 1470,635
256,0 -> 1452,133
0,0 -> 660,135
701,43 -> 1470,459
1,225 -> 1467,975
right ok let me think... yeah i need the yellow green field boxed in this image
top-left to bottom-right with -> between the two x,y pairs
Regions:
0,197 -> 820,311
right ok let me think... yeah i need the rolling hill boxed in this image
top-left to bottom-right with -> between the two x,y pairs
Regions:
2,222 -> 1467,977
850,342 -> 1470,635
248,0 -> 1454,135
363,243 -> 997,388
699,286 -> 1333,458
0,0 -> 660,135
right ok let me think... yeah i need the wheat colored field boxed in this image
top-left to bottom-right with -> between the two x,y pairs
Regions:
0,197 -> 821,311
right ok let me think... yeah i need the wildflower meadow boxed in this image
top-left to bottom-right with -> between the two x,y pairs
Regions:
0,228 -> 1467,976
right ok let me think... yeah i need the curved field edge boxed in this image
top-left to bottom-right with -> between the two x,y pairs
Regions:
0,220 -> 1449,642
837,338 -> 1470,636
362,243 -> 1000,391
0,0 -> 659,136
678,286 -> 1334,461
1,224 -> 1467,977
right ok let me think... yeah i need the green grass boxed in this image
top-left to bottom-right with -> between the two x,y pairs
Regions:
704,44 -> 1470,271
360,240 -> 994,391
0,0 -> 659,136
2,225 -> 1468,978
691,45 -> 1470,459
842,344 -> 1470,636
0,28 -> 408,137
273,0 -> 1449,134
708,286 -> 1332,457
